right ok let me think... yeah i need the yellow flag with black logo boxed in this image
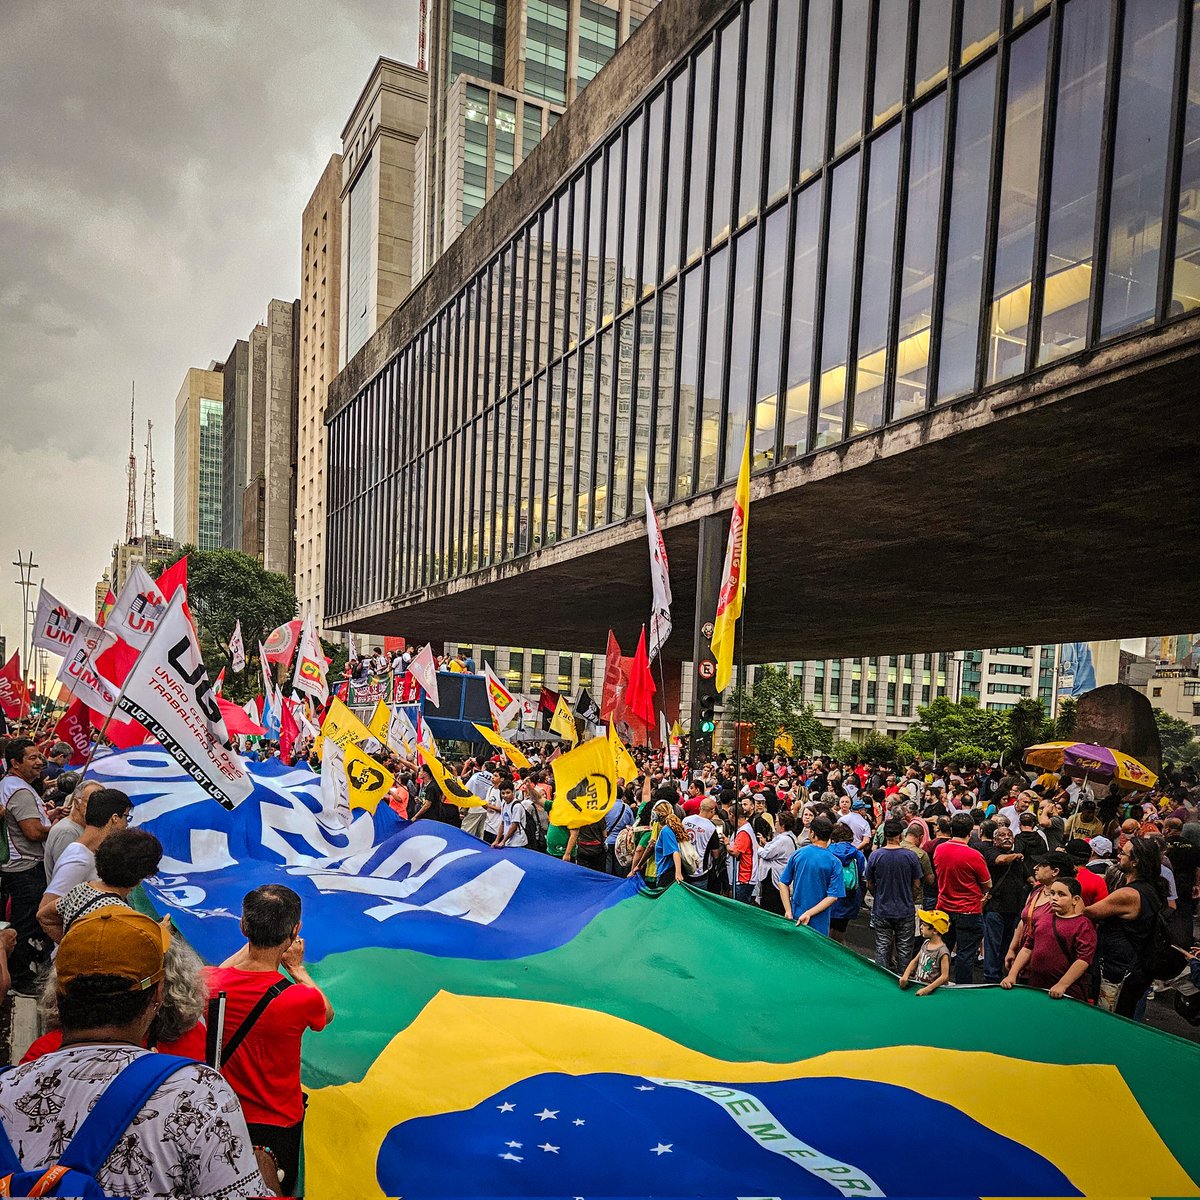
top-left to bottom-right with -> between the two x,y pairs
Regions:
418,746 -> 485,807
343,742 -> 395,814
472,723 -> 532,770
321,696 -> 373,753
608,723 -> 639,785
550,735 -> 617,828
367,701 -> 391,744
550,694 -> 578,745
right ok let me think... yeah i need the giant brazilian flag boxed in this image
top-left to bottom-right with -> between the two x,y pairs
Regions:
93,750 -> 1200,1199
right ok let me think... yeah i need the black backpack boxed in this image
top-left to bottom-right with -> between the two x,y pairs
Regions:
1141,889 -> 1183,980
522,801 -> 546,852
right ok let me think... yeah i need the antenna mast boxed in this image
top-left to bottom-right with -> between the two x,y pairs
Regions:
418,0 -> 427,70
141,419 -> 157,538
125,382 -> 138,543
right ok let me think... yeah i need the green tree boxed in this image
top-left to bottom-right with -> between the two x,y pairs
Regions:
1054,698 -> 1078,739
830,731 -> 904,765
727,665 -> 832,756
906,697 -> 1009,763
1007,697 -> 1051,759
1154,707 -> 1200,764
151,546 -> 297,704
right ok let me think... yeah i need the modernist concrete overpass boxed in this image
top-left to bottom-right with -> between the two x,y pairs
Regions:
336,314 -> 1200,662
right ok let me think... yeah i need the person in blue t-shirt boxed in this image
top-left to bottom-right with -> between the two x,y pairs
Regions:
651,799 -> 685,888
777,815 -> 845,935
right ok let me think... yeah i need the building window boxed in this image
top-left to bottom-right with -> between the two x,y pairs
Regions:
449,0 -> 507,84
576,0 -> 618,94
346,152 -> 377,360
527,0 -> 569,103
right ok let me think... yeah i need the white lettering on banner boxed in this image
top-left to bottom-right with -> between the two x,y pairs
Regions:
156,829 -> 237,875
648,1080 -> 884,1197
257,797 -> 377,866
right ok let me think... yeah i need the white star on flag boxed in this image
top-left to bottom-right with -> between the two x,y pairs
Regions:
497,1102 -> 515,1113
572,1118 -> 585,1126
505,1141 -> 522,1149
635,1085 -> 655,1091
651,1143 -> 673,1156
500,1152 -> 523,1163
534,1108 -> 559,1121
538,1144 -> 559,1154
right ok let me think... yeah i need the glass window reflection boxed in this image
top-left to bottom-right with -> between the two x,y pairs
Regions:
1171,0 -> 1200,313
710,15 -> 742,245
699,248 -> 728,490
725,226 -> 759,480
783,186 -> 822,459
816,153 -> 861,447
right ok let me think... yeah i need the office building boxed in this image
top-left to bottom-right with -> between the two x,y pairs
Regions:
416,0 -> 659,276
326,0 -> 1200,728
961,646 -> 1059,713
172,365 -> 224,550
220,340 -> 250,551
296,155 -> 344,636
340,58 -> 429,366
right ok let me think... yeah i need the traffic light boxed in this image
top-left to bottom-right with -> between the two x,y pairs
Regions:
698,693 -> 716,735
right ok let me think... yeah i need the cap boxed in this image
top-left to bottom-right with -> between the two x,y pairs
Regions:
928,779 -> 946,791
1089,835 -> 1114,858
1034,849 -> 1076,873
851,799 -> 866,810
916,909 -> 950,934
57,908 -> 169,994
1065,837 -> 1092,862
1080,796 -> 1097,808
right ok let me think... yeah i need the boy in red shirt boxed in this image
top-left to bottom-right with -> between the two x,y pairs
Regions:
207,885 -> 334,1195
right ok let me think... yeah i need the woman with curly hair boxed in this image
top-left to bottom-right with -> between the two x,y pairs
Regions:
650,798 -> 690,888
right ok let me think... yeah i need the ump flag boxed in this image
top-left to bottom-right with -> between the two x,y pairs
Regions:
91,748 -> 1200,1200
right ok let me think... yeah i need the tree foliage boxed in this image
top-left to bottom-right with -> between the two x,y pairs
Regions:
1154,707 -> 1200,765
905,696 -> 1010,763
151,546 -> 297,704
830,732 -> 906,764
1054,698 -> 1078,739
1006,697 -> 1050,758
728,666 -> 832,756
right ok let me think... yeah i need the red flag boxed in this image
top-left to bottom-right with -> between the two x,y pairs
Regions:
217,695 -> 266,737
53,699 -> 92,765
264,619 -> 303,666
280,700 -> 300,765
213,668 -> 225,696
624,627 -> 657,730
156,555 -> 187,600
599,631 -> 626,721
106,715 -> 153,750
93,634 -> 147,749
538,686 -> 559,714
0,653 -> 31,720
97,589 -> 116,626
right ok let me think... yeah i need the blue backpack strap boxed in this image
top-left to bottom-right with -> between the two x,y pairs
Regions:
0,1065 -> 24,1176
56,1054 -> 194,1178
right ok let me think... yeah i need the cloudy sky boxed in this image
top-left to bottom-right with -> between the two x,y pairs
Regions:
0,0 -> 419,672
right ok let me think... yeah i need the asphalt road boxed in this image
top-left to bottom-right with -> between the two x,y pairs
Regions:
838,910 -> 1200,1042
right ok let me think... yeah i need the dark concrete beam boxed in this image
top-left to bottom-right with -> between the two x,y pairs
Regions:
334,315 -> 1200,663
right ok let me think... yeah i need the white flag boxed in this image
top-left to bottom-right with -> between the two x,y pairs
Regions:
318,738 -> 352,833
56,618 -> 119,718
347,631 -> 359,661
483,662 -> 520,731
32,587 -> 87,656
229,620 -> 246,673
645,488 -> 673,661
259,642 -> 274,701
386,704 -> 415,757
407,643 -> 440,708
291,614 -> 329,706
106,564 -> 168,651
114,590 -> 253,810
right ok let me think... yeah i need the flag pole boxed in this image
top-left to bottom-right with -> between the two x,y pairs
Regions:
736,589 -> 746,764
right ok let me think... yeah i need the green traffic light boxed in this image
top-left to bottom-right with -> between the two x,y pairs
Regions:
700,719 -> 715,734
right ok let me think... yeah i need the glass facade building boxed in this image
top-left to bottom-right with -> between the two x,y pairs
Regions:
330,0 -> 1200,626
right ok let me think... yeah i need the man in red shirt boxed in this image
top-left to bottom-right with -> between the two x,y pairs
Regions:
728,800 -> 758,904
207,885 -> 334,1195
933,813 -> 992,984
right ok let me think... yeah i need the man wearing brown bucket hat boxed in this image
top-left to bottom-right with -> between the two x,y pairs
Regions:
0,908 -> 270,1197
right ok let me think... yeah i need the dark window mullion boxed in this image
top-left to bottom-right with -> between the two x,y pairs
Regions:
1023,3 -> 1063,377
807,165 -> 838,453
974,32 -> 1012,396
842,145 -> 872,439
1086,0 -> 1126,348
772,190 -> 800,467
1157,0 -> 1194,322
924,0 -> 965,409
823,0 -> 843,169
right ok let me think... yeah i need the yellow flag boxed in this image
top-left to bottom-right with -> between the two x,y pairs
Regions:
670,720 -> 685,740
321,696 -> 373,753
550,735 -> 617,828
710,424 -> 750,691
472,723 -> 533,770
550,694 -> 578,744
418,746 -> 485,807
342,742 -> 395,814
608,723 -> 639,785
368,701 -> 391,743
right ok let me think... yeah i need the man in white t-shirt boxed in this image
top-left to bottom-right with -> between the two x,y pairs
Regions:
43,778 -> 102,881
836,800 -> 872,852
682,799 -> 718,864
462,764 -> 501,840
494,782 -> 528,849
38,787 -> 133,944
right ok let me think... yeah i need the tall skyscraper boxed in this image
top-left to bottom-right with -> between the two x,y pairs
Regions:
220,339 -> 250,551
415,0 -> 658,277
296,155 -> 344,636
172,365 -> 224,549
340,58 -> 429,366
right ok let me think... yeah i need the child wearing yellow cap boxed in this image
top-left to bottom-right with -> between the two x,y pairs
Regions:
899,909 -> 951,996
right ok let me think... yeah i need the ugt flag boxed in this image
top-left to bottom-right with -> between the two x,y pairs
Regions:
115,590 -> 252,809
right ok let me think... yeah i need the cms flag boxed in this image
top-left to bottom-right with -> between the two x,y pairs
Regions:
115,590 -> 252,809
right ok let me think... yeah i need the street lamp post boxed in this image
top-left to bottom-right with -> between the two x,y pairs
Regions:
11,550 -> 38,696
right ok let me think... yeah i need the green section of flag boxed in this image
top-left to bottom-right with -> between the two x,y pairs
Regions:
303,884 -> 1200,1181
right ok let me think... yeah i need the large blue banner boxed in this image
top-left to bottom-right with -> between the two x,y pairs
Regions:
88,749 -> 634,965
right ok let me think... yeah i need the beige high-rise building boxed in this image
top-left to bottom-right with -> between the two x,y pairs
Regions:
340,59 -> 429,366
172,365 -> 224,549
296,155 -> 344,636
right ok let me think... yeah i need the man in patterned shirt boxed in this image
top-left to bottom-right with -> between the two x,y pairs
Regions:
0,908 -> 270,1197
